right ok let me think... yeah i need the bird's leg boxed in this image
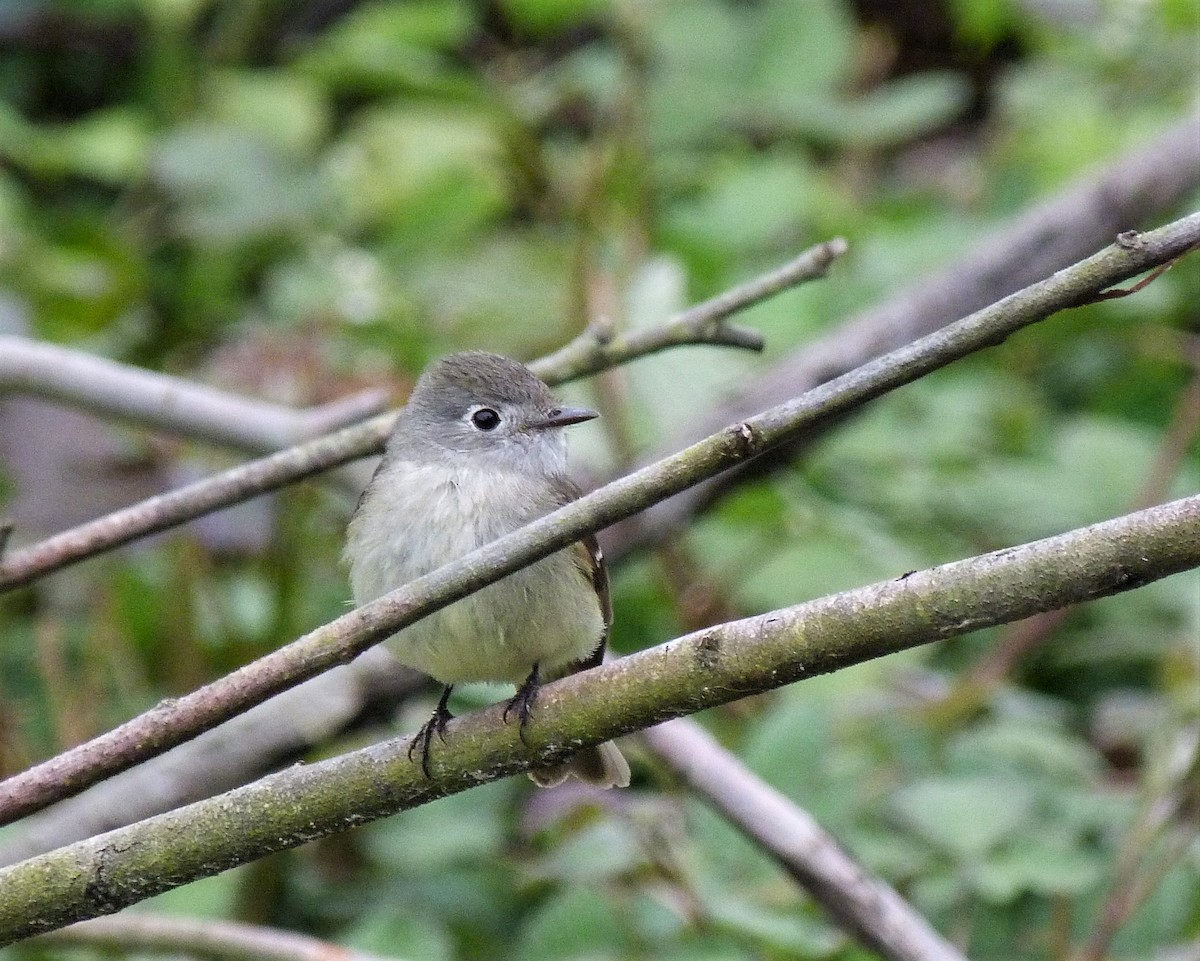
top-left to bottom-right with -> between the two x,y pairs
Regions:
504,663 -> 540,746
408,685 -> 454,778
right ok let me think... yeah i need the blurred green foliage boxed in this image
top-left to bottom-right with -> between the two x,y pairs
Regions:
1,0 -> 1198,959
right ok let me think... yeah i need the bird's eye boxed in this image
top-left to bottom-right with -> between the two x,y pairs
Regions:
470,407 -> 501,431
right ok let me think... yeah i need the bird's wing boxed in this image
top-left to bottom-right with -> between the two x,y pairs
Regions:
550,475 -> 611,669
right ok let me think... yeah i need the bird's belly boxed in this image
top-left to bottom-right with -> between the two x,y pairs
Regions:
398,563 -> 602,684
346,462 -> 602,685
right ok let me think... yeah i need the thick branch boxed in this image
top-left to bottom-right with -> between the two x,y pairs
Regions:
0,650 -> 419,868
644,720 -> 967,961
0,212 -> 1195,828
0,494 -> 1196,942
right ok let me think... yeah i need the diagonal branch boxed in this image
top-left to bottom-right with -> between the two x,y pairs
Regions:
1,493 -> 1197,943
0,414 -> 390,592
0,240 -> 842,456
29,912 -> 407,961
0,213 -> 1195,829
530,238 -> 847,383
0,239 -> 846,591
0,335 -> 391,453
643,719 -> 969,961
0,649 -> 421,868
607,112 -> 1200,555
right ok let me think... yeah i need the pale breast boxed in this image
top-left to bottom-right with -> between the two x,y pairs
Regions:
345,461 -> 603,685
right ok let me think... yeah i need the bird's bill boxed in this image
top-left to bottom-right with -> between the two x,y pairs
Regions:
529,406 -> 599,429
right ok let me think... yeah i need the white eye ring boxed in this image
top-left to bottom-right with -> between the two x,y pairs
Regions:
467,405 -> 501,431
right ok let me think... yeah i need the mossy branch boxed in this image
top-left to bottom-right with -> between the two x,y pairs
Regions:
0,215 -> 1194,831
0,493 -> 1197,943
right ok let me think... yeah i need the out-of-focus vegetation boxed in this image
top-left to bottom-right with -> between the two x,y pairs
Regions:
1,0 -> 1197,958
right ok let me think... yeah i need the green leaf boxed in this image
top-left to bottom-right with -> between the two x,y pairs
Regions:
401,233 -> 573,349
152,125 -> 321,242
705,895 -> 839,955
328,105 -> 511,240
58,107 -> 152,183
662,153 -> 821,257
0,103 -> 150,182
366,784 -> 510,871
515,885 -> 626,960
342,0 -> 476,48
342,909 -> 453,960
948,720 -> 1101,785
206,70 -> 330,155
972,839 -> 1103,902
299,0 -> 477,96
645,0 -> 750,147
499,0 -> 609,35
780,73 -> 972,148
753,0 -> 855,102
532,819 -> 643,884
845,825 -> 933,880
891,776 -> 1037,858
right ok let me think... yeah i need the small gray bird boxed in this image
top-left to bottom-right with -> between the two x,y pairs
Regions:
345,351 -> 630,788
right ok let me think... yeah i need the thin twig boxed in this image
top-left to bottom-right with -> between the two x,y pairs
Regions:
531,238 -> 847,383
566,252 -> 947,957
0,414 -> 392,593
1070,723 -> 1200,961
30,912 -> 405,961
644,719 -> 968,961
2,120 -> 1193,860
0,240 -> 844,458
0,336 -> 390,454
1084,235 -> 1199,302
0,493 -> 1197,942
0,239 -> 849,594
1,121 -> 1192,954
0,212 -> 1194,829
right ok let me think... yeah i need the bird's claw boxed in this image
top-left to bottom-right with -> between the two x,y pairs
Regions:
504,664 -> 540,747
408,686 -> 454,778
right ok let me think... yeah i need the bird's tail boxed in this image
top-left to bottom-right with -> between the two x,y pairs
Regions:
528,740 -> 630,789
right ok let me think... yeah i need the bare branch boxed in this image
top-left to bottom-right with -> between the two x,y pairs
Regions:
0,212 -> 1195,828
608,112 -> 1200,554
31,912 -> 405,961
0,414 -> 391,593
644,719 -> 968,961
297,388 -> 394,437
0,493 -> 1197,943
0,650 -> 419,868
1071,722 -> 1200,961
5,116 -> 1194,848
0,336 -> 390,453
0,240 -> 849,592
0,239 -> 846,458
530,238 -> 848,383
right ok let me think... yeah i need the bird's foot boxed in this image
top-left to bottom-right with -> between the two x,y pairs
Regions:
504,664 -> 540,746
408,685 -> 454,778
